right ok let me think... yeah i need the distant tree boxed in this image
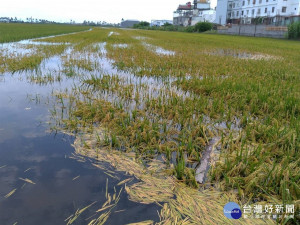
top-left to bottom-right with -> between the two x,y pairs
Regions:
140,21 -> 150,26
194,22 -> 213,32
133,21 -> 150,28
162,22 -> 172,27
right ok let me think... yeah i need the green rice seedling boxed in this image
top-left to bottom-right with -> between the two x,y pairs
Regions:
111,134 -> 119,148
175,149 -> 185,180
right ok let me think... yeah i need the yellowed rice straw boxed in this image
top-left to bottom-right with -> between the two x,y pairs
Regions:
4,188 -> 17,198
19,177 -> 36,184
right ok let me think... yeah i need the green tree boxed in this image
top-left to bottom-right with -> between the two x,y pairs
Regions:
288,21 -> 300,39
194,22 -> 213,32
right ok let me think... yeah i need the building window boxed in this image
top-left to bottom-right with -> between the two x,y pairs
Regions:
282,7 -> 287,12
248,0 -> 250,5
233,3 -> 235,8
253,0 -> 256,4
247,10 -> 249,15
272,7 -> 275,13
266,0 -> 268,2
265,8 -> 267,13
237,11 -> 239,17
252,9 -> 255,15
243,1 -> 245,6
242,11 -> 244,16
258,8 -> 261,14
259,0 -> 262,3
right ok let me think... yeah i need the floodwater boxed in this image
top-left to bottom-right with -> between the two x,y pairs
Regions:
0,39 -> 160,224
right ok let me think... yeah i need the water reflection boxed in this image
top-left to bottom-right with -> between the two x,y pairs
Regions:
0,134 -> 159,225
0,40 -> 160,224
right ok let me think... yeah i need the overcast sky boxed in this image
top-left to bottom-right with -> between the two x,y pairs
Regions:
0,0 -> 217,23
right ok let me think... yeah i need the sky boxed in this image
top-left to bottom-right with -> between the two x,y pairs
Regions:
0,0 -> 217,24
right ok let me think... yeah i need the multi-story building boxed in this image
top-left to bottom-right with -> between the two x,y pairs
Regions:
216,0 -> 300,25
192,0 -> 217,25
173,1 -> 216,26
173,2 -> 194,26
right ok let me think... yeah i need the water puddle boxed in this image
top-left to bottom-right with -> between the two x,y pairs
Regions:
133,36 -> 151,40
0,43 -> 36,57
112,43 -> 129,48
19,40 -> 64,46
142,42 -> 175,56
131,36 -> 175,56
87,42 -> 188,103
0,28 -> 91,58
108,32 -> 120,37
0,36 -> 71,58
206,49 -> 280,60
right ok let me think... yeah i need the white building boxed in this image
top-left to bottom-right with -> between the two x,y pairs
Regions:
193,0 -> 216,24
192,9 -> 217,24
173,1 -> 216,26
216,0 -> 300,25
151,20 -> 173,27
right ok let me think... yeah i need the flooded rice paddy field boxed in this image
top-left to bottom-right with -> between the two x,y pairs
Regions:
0,28 -> 299,224
0,62 -> 159,225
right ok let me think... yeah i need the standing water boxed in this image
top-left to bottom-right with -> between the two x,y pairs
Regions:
0,38 -> 159,224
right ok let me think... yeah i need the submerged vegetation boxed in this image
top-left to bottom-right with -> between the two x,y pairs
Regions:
1,27 -> 299,224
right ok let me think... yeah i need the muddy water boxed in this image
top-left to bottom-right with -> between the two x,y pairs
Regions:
0,43 -> 159,224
